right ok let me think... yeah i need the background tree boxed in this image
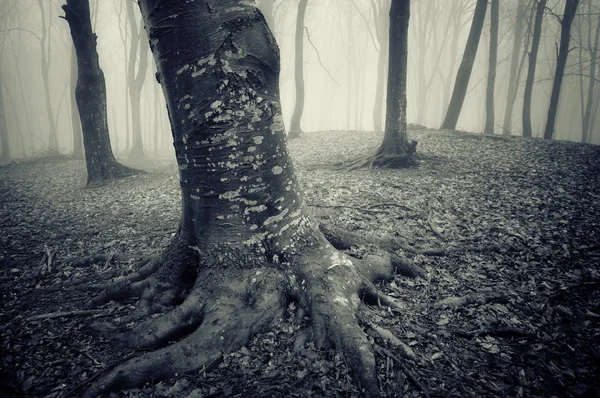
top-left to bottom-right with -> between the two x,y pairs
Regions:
440,0 -> 488,130
70,44 -> 83,159
484,0 -> 499,135
0,73 -> 9,161
63,0 -> 138,184
371,0 -> 390,132
125,0 -> 149,157
502,0 -> 526,135
288,0 -> 308,139
522,0 -> 547,138
81,1 -> 410,396
544,0 -> 580,140
579,0 -> 600,143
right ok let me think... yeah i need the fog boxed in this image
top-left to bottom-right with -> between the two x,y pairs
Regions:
0,0 -> 598,159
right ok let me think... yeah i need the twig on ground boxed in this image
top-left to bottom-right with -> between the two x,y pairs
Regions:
433,292 -> 507,309
25,309 -> 105,322
453,327 -> 535,339
308,203 -> 388,214
375,344 -> 430,398
366,321 -> 417,360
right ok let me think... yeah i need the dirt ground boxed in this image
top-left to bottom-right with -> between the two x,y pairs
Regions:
1,129 -> 599,397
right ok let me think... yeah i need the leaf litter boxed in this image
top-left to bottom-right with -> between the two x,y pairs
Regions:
0,129 -> 599,397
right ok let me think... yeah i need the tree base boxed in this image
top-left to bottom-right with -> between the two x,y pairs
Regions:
86,160 -> 144,186
77,224 -> 422,397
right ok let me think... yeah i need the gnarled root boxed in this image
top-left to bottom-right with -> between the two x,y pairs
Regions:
81,233 -> 415,397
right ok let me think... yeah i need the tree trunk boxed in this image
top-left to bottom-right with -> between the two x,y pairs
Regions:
70,45 -> 84,159
502,0 -> 525,135
288,0 -> 308,139
82,1 -> 406,396
126,2 -> 149,158
0,73 -> 9,161
372,0 -> 390,132
581,5 -> 600,144
373,0 -> 415,166
63,0 -> 138,185
543,0 -> 580,140
440,0 -> 488,130
522,0 -> 547,138
484,0 -> 499,135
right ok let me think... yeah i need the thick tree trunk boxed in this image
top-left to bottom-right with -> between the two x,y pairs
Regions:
502,0 -> 525,135
288,0 -> 308,139
372,0 -> 390,132
0,73 -> 9,161
484,0 -> 499,135
63,0 -> 138,185
373,0 -> 415,166
581,6 -> 600,144
440,0 -> 488,130
81,1 -> 408,396
70,45 -> 84,159
522,0 -> 547,138
544,0 -> 580,140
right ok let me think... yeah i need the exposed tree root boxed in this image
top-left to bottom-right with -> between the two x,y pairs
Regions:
77,226 -> 423,397
433,292 -> 508,309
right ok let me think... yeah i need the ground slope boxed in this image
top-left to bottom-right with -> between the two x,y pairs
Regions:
1,129 -> 599,397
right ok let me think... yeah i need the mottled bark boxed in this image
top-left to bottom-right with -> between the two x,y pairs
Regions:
522,0 -> 546,138
484,0 -> 499,135
81,1 -> 405,396
544,0 -> 580,140
502,0 -> 525,135
288,0 -> 308,139
440,0 -> 487,130
70,45 -> 84,159
63,0 -> 138,185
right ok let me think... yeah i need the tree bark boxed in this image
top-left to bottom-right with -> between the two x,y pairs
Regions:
70,44 -> 84,159
522,0 -> 547,138
484,0 -> 499,135
543,0 -> 580,140
373,0 -> 415,166
81,1 -> 405,396
288,0 -> 308,139
440,0 -> 488,130
63,0 -> 138,185
502,0 -> 525,135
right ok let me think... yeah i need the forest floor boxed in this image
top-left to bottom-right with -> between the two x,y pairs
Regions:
1,128 -> 599,398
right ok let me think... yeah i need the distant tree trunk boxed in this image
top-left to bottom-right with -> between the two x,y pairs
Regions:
502,0 -> 525,135
63,0 -> 139,185
0,73 -> 9,161
126,0 -> 149,158
440,0 -> 488,130
544,0 -> 580,140
484,0 -> 499,135
369,0 -> 416,167
37,0 -> 58,152
522,0 -> 547,138
70,45 -> 84,159
372,0 -> 390,132
288,0 -> 308,139
581,5 -> 600,144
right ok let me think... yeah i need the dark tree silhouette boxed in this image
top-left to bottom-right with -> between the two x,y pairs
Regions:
81,1 -> 409,396
288,0 -> 308,139
440,0 -> 487,130
522,0 -> 547,138
544,0 -> 580,140
63,0 -> 138,185
484,0 -> 499,135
